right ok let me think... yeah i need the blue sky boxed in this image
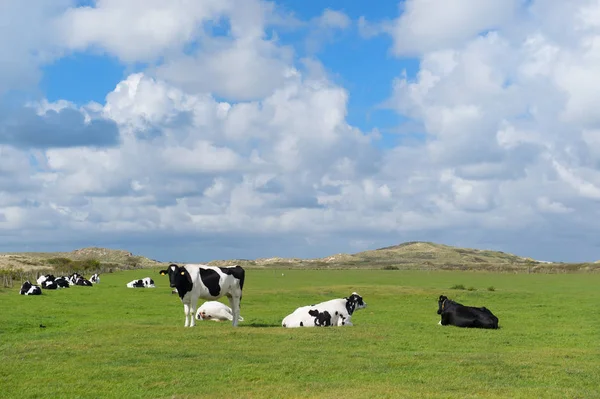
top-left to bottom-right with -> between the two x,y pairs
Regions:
2,0 -> 600,263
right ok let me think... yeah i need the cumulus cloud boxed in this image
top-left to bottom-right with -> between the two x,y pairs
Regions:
380,0 -> 600,260
4,0 -> 600,263
0,104 -> 119,149
0,0 -> 71,94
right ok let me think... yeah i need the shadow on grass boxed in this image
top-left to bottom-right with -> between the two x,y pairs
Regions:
240,322 -> 281,328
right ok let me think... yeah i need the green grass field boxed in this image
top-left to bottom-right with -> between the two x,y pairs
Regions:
1,269 -> 599,399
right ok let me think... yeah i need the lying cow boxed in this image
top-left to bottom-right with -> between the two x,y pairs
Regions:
159,263 -> 245,327
20,281 -> 42,295
282,292 -> 367,328
90,273 -> 100,284
195,301 -> 245,322
37,274 -> 55,285
437,295 -> 499,329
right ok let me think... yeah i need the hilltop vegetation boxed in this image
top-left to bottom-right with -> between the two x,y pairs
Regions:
1,242 -> 599,277
208,241 -> 600,273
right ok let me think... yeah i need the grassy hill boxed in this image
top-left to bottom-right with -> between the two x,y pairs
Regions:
1,241 -> 598,275
208,241 -> 599,273
0,247 -> 163,272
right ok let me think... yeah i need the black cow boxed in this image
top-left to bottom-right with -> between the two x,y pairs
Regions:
437,295 -> 499,329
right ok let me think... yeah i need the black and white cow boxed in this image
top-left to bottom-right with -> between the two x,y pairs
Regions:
282,292 -> 367,328
19,281 -> 42,295
54,277 -> 70,288
74,276 -> 93,287
127,279 -> 146,288
41,279 -> 58,290
142,277 -> 154,288
90,273 -> 100,284
437,295 -> 499,329
37,274 -> 55,285
159,263 -> 245,327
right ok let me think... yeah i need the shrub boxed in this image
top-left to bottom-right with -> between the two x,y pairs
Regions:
487,286 -> 496,291
450,284 -> 466,290
467,286 -> 477,291
382,265 -> 399,270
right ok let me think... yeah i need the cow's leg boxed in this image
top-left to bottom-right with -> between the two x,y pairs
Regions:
183,303 -> 191,327
189,299 -> 198,327
227,295 -> 241,327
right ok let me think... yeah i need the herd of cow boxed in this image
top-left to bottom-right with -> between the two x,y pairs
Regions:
19,263 -> 500,330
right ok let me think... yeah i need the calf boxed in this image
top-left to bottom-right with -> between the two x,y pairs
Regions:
19,281 -> 42,295
90,274 -> 100,284
437,295 -> 499,329
282,292 -> 367,328
159,263 -> 245,327
195,301 -> 245,322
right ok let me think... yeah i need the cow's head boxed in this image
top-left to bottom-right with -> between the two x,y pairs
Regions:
437,295 -> 449,314
345,292 -> 367,315
160,264 -> 192,289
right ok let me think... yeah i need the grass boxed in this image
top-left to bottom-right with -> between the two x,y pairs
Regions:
1,269 -> 599,398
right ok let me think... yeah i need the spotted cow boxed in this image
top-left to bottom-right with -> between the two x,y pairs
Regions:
282,292 -> 367,328
159,264 -> 245,327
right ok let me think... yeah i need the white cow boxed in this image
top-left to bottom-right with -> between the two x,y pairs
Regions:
195,301 -> 245,322
282,292 -> 367,328
159,263 -> 245,327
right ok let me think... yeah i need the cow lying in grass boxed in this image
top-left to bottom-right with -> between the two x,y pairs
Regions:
126,277 -> 155,288
195,301 -> 245,322
20,281 -> 42,295
437,295 -> 499,329
160,263 -> 245,327
282,292 -> 367,328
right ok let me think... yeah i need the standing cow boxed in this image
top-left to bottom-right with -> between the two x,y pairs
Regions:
159,264 -> 245,327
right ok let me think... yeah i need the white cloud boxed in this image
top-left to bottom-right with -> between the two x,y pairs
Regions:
0,0 -> 71,94
5,0 -> 600,263
382,0 -> 600,260
388,0 -> 520,56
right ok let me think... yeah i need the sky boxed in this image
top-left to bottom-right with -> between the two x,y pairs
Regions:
1,0 -> 600,263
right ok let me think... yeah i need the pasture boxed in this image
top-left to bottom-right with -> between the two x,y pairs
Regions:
1,269 -> 599,398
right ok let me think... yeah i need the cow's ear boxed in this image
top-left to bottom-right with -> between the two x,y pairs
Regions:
159,270 -> 167,275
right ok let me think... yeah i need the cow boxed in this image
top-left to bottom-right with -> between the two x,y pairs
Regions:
159,263 -> 245,327
54,277 -> 70,288
41,280 -> 58,290
19,281 -> 42,295
127,279 -> 146,288
37,274 -> 55,285
195,301 -> 245,322
142,277 -> 155,288
282,292 -> 367,328
437,295 -> 499,329
74,276 -> 93,287
90,274 -> 100,284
